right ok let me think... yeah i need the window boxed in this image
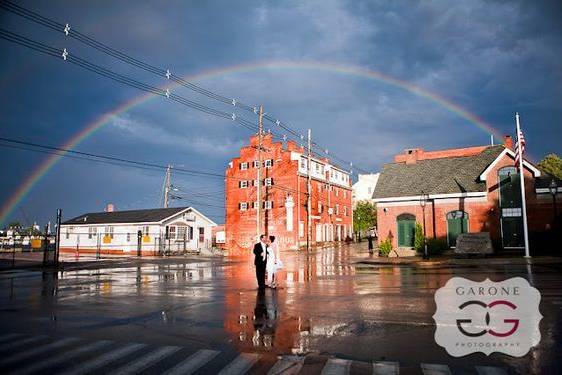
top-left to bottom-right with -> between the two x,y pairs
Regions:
169,226 -> 177,240
88,227 -> 97,239
299,221 -> 304,237
105,226 -> 113,239
178,225 -> 187,240
344,206 -> 348,216
66,226 -> 73,239
240,162 -> 248,170
239,202 -> 248,211
318,202 -> 323,213
498,167 -> 521,208
335,188 -> 339,197
199,227 -> 205,242
188,226 -> 194,240
336,204 -> 340,215
343,191 -> 347,199
239,180 -> 248,188
253,160 -> 260,168
264,178 -> 273,186
300,158 -> 306,170
252,201 -> 259,209
126,232 -> 130,242
143,226 -> 149,236
263,201 -> 273,209
264,159 -> 273,168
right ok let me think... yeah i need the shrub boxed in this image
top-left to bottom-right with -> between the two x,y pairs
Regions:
378,238 -> 393,257
427,238 -> 448,255
414,223 -> 424,253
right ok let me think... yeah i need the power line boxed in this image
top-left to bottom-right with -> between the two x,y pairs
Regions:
0,136 -> 301,195
0,0 -> 369,175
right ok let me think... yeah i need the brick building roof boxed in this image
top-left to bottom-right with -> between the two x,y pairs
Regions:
374,145 -> 505,198
63,207 -> 189,225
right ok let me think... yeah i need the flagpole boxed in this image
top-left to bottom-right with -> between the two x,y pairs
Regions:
516,112 -> 531,258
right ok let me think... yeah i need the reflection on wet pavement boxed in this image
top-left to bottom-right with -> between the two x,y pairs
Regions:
0,243 -> 561,374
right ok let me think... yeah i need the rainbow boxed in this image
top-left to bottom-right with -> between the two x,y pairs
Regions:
0,60 -> 504,226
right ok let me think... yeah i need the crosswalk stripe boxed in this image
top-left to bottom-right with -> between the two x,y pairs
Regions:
0,335 -> 47,352
0,337 -> 80,366
373,361 -> 400,375
110,346 -> 182,375
0,333 -> 25,344
59,343 -> 146,375
476,366 -> 508,375
14,340 -> 113,375
321,358 -> 352,375
163,349 -> 220,375
267,355 -> 305,375
217,352 -> 260,375
421,363 -> 452,375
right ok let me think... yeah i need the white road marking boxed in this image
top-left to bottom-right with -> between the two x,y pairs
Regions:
110,345 -> 182,375
267,355 -> 305,375
60,342 -> 146,375
0,335 -> 47,352
217,353 -> 260,375
0,337 -> 80,366
476,366 -> 508,375
163,349 -> 220,375
373,361 -> 400,375
421,363 -> 452,375
14,340 -> 113,375
321,358 -> 352,375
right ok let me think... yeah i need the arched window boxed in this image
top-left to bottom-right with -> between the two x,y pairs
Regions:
498,167 -> 521,208
397,213 -> 416,247
446,211 -> 468,248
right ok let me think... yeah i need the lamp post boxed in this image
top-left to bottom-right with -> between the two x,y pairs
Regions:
420,191 -> 429,260
549,179 -> 558,225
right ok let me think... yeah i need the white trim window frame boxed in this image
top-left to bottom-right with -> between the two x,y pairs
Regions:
240,202 -> 248,211
240,162 -> 249,170
263,201 -> 273,210
264,159 -> 273,168
253,160 -> 260,168
264,177 -> 273,186
240,180 -> 248,188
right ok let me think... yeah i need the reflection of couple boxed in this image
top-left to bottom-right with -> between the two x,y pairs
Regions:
253,286 -> 278,348
253,234 -> 282,290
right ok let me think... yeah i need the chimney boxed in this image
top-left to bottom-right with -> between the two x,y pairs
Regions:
503,135 -> 514,150
404,148 -> 422,164
105,203 -> 114,212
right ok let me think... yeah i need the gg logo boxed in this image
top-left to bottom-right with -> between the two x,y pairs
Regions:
456,300 -> 519,338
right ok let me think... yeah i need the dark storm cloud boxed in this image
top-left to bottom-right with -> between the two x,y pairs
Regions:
0,0 -> 560,225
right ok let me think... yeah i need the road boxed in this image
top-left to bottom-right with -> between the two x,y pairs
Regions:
0,244 -> 560,374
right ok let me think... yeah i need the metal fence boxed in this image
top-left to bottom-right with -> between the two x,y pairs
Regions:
0,234 -> 57,268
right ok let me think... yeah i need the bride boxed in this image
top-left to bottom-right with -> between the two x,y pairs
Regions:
266,235 -> 281,288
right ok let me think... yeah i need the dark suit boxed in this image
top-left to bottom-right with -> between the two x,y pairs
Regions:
253,242 -> 267,289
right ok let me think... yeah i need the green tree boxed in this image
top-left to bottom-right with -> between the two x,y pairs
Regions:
414,222 -> 424,253
353,201 -> 377,239
538,153 -> 562,180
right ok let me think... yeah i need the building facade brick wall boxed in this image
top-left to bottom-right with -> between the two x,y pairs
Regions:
225,134 -> 353,254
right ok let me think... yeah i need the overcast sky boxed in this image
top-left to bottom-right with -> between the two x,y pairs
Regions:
0,0 -> 561,226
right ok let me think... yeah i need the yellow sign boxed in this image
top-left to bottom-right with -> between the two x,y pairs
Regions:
143,235 -> 151,243
103,236 -> 112,244
31,239 -> 42,249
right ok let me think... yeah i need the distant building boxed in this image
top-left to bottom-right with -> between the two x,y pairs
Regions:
225,134 -> 353,252
373,136 -> 562,252
60,206 -> 216,255
212,225 -> 226,249
352,173 -> 379,206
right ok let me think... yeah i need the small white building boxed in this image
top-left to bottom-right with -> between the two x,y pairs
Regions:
352,173 -> 379,206
60,206 -> 217,255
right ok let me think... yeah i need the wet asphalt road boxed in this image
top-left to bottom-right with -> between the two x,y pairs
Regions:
0,244 -> 561,374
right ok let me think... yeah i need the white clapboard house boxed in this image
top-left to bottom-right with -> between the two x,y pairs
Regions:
60,206 -> 217,255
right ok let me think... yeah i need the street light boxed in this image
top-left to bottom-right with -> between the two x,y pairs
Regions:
419,191 -> 429,260
549,179 -> 558,225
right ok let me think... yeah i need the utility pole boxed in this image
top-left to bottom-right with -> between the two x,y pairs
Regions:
256,105 -> 264,241
163,165 -> 171,208
307,128 -> 312,252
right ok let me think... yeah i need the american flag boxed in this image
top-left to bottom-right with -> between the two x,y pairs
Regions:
514,129 -> 525,166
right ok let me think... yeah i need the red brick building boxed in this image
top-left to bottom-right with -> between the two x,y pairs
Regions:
225,134 -> 353,253
373,137 -> 562,252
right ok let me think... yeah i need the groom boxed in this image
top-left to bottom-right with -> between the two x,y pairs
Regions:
253,234 -> 268,290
